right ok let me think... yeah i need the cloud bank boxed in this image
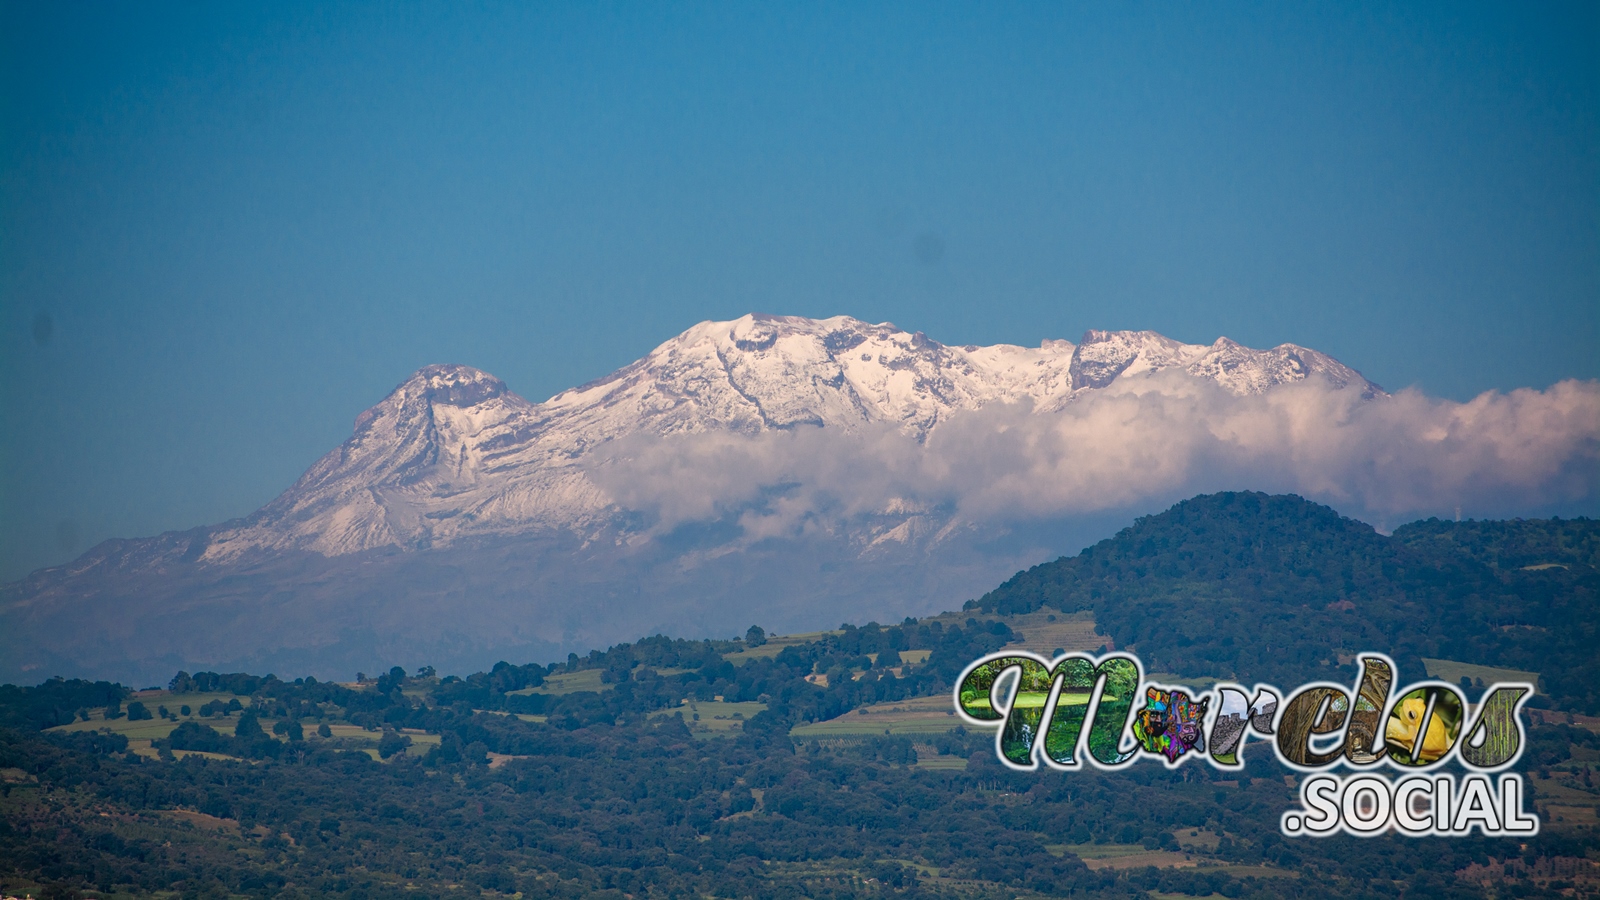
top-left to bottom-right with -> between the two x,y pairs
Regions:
587,376 -> 1600,536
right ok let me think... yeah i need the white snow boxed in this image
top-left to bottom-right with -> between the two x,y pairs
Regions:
199,315 -> 1384,563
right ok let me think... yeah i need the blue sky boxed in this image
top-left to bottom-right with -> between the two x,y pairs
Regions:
2,2 -> 1596,580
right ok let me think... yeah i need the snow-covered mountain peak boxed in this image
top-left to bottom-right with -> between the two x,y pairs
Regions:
1069,329 -> 1201,389
194,314 -> 1382,562
407,363 -> 510,405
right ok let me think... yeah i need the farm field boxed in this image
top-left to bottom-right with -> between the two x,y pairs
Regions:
1047,843 -> 1199,871
1422,657 -> 1541,688
998,610 -> 1109,656
911,747 -> 968,770
722,629 -> 843,665
39,694 -> 447,762
651,699 -> 767,735
791,694 -> 965,737
45,691 -> 258,742
509,668 -> 611,695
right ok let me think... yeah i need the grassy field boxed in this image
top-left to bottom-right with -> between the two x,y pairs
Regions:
43,697 -> 441,762
508,669 -> 612,695
1045,842 -> 1295,877
911,747 -> 968,770
651,700 -> 767,736
1422,658 -> 1541,688
791,695 -> 965,738
479,709 -> 548,723
723,630 -> 843,665
1046,843 -> 1199,871
47,691 -> 258,742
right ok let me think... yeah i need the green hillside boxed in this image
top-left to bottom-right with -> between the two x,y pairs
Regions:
968,492 -> 1599,711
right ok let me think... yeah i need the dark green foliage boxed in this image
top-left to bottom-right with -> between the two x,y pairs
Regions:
271,719 -> 304,742
970,492 -> 1599,710
168,671 -> 270,694
165,722 -> 232,754
1395,516 -> 1600,571
0,677 -> 127,730
376,729 -> 410,759
124,701 -> 152,721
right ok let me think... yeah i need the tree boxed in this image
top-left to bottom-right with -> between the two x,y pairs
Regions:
745,626 -> 767,646
378,730 -> 411,759
235,710 -> 265,740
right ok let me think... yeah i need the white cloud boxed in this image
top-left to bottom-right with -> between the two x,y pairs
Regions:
586,376 -> 1600,535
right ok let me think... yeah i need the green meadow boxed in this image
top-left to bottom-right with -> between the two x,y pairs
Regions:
651,699 -> 767,735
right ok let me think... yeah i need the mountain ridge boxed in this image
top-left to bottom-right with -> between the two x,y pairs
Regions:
0,315 -> 1390,685
33,315 -> 1383,575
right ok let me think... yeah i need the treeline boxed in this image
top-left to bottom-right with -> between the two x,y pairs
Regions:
969,492 -> 1600,712
0,677 -> 127,731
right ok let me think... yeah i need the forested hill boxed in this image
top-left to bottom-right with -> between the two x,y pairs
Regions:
968,492 -> 1599,712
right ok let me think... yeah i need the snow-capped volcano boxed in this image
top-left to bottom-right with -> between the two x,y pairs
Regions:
3,312 -> 1414,682
198,315 -> 1381,562
17,312 -> 1597,687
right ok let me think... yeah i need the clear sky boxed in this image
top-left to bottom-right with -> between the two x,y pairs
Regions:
2,2 -> 1596,581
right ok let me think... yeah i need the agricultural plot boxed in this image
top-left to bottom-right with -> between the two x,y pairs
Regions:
997,610 -> 1108,656
911,745 -> 968,770
1047,843 -> 1199,871
651,700 -> 767,736
42,699 -> 439,763
723,629 -> 843,665
1422,657 -> 1541,689
479,709 -> 547,723
49,713 -> 196,743
509,669 -> 611,695
44,690 -> 265,743
790,695 -> 965,738
1526,769 -> 1600,829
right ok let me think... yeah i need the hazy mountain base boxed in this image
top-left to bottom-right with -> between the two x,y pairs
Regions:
0,513 -> 1130,687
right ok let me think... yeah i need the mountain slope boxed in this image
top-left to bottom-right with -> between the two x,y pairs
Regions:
0,316 -> 1386,684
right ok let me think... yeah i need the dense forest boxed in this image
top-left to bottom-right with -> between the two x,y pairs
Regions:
2,493 -> 1597,899
971,493 -> 1600,711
